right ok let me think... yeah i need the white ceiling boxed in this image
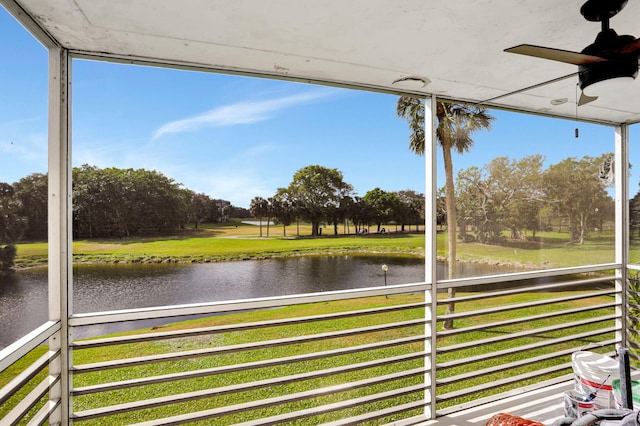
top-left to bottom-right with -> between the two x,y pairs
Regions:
9,0 -> 640,125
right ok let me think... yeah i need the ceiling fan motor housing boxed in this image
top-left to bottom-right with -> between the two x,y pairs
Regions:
578,29 -> 639,91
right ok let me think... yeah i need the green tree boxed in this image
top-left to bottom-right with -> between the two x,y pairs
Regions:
337,195 -> 356,235
435,187 -> 447,231
363,188 -> 402,232
456,155 -> 545,242
14,173 -> 48,240
396,189 -> 425,232
0,183 -> 23,270
72,165 -> 188,238
497,155 -> 545,240
630,190 -> 640,239
266,197 -> 276,237
349,196 -> 374,234
397,98 -> 494,329
455,166 -> 484,242
286,165 -> 353,236
271,189 -> 295,237
326,195 -> 351,235
249,196 -> 269,237
543,154 -> 614,244
185,191 -> 210,229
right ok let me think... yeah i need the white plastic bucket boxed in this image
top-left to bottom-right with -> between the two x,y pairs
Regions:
572,351 -> 619,409
564,390 -> 596,418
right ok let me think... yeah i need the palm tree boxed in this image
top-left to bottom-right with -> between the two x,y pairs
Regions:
397,97 -> 494,329
249,196 -> 269,237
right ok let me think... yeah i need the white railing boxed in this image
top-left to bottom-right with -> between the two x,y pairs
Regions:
0,266 -> 630,425
0,321 -> 62,425
435,266 -> 621,415
68,283 -> 431,425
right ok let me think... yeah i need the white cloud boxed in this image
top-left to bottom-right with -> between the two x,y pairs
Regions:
151,89 -> 337,140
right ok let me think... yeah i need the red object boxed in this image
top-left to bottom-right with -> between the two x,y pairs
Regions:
486,413 -> 545,426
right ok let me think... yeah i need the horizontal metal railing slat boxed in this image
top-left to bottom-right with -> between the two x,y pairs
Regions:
112,371 -> 427,425
438,315 -> 617,354
72,301 -> 427,348
436,361 -> 575,402
439,264 -> 617,289
128,382 -> 428,426
26,400 -> 61,426
73,318 -> 427,373
438,302 -> 617,338
318,400 -> 428,426
437,327 -> 617,370
232,392 -> 429,426
0,322 -> 60,373
437,342 -> 616,386
73,335 -> 428,395
72,354 -> 427,419
435,374 -> 575,418
2,375 -> 59,426
437,289 -> 617,322
436,276 -> 614,305
0,350 -> 58,406
69,283 -> 430,326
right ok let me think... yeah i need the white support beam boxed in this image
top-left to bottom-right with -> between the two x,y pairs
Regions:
425,95 -> 437,420
615,124 -> 629,348
47,45 -> 72,425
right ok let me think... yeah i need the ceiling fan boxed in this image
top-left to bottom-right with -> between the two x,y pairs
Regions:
504,0 -> 640,106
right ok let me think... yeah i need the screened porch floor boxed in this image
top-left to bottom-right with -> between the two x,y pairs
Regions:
426,381 -> 573,426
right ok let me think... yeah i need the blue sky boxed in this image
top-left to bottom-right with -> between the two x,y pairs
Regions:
0,6 -> 636,208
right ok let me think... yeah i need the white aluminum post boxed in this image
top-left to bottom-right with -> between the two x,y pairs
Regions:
48,46 -> 72,425
615,125 -> 629,349
425,95 -> 437,420
0,1 -> 69,423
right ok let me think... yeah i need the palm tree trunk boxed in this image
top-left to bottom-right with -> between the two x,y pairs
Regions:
443,145 -> 457,329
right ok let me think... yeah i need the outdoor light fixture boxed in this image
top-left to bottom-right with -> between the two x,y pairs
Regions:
580,71 -> 637,97
391,76 -> 431,90
579,46 -> 638,97
381,264 -> 389,299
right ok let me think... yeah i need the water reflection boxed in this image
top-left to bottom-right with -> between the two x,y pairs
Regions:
0,269 -> 49,347
0,256 -> 426,348
72,256 -> 425,312
0,256 -> 535,348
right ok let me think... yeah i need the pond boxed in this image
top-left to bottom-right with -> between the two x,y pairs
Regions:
0,256 -> 508,349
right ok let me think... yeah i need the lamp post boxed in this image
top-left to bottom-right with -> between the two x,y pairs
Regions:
382,264 -> 388,299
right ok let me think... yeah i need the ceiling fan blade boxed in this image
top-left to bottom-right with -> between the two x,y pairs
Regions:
505,44 -> 607,65
578,91 -> 598,106
614,37 -> 640,55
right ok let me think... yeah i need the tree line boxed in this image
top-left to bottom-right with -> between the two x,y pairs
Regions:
454,153 -> 615,245
249,165 -> 425,237
71,165 -> 250,239
0,165 -> 252,269
0,163 -> 427,270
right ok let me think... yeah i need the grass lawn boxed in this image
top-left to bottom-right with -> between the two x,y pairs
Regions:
14,219 -> 632,271
437,230 -> 618,269
15,221 -> 425,269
